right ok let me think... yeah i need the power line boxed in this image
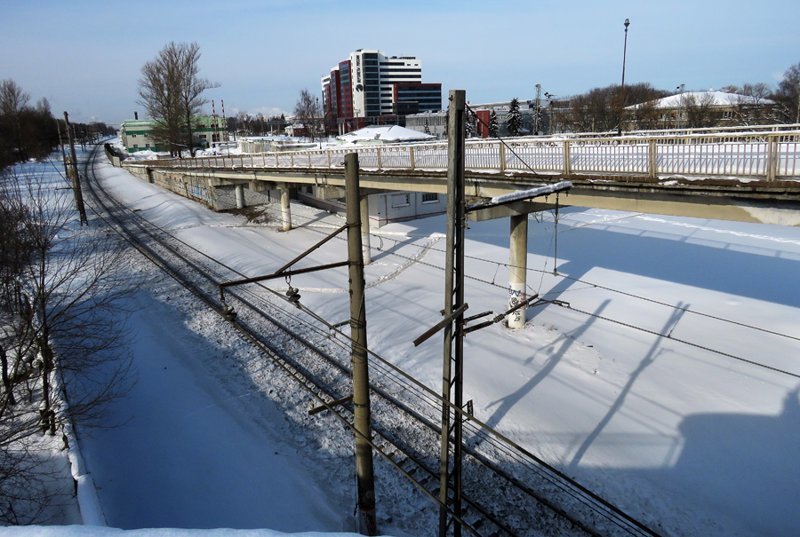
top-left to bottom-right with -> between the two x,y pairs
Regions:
214,199 -> 800,379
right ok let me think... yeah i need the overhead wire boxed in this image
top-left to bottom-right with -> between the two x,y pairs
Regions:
90,165 -> 649,533
226,195 -> 800,382
464,102 -> 543,177
100,145 -> 795,533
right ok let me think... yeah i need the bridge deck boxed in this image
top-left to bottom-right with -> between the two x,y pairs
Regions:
123,131 -> 800,225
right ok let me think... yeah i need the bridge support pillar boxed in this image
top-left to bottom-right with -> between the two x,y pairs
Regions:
235,184 -> 245,209
360,195 -> 371,265
507,213 -> 528,329
279,183 -> 292,231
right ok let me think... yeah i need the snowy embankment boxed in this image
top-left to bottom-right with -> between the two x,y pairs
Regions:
17,147 -> 799,535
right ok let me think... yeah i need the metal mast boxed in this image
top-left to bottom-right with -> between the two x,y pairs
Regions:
438,89 -> 467,537
346,153 -> 378,535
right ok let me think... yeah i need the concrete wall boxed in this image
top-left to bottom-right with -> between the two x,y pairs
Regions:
214,184 -> 276,211
120,164 -> 446,223
121,164 -> 279,212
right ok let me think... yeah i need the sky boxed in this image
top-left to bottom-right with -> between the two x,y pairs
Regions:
2,0 -> 798,125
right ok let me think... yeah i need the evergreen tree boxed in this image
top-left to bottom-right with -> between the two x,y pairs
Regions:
465,108 -> 476,137
489,110 -> 499,137
507,98 -> 521,136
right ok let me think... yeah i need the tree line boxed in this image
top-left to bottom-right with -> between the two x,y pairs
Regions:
226,112 -> 288,136
513,61 -> 800,135
0,80 -> 116,172
0,162 -> 134,522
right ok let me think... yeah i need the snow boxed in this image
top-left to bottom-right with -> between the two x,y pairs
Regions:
120,149 -> 169,161
627,91 -> 774,110
76,289 -> 345,531
336,126 -> 434,144
486,180 -> 572,204
10,148 -> 800,535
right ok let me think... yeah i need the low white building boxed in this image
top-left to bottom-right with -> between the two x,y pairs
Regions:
625,91 -> 776,129
336,124 -> 435,144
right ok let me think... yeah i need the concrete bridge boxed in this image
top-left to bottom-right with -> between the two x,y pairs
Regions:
115,127 -> 800,330
122,128 -> 800,227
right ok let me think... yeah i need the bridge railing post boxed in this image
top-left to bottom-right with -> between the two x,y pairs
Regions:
498,141 -> 506,172
409,146 -> 416,170
376,147 -> 383,170
648,139 -> 658,179
563,140 -> 571,175
766,134 -> 779,181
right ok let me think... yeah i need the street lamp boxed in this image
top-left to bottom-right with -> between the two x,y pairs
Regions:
618,17 -> 630,136
545,92 -> 558,134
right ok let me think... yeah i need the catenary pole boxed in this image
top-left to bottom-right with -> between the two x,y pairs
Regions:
345,152 -> 378,536
438,89 -> 466,537
63,112 -> 87,225
55,119 -> 70,181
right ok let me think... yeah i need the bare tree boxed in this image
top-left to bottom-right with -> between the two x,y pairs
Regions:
733,83 -> 774,125
773,62 -> 800,123
1,166 -> 134,522
0,80 -> 32,163
568,83 -> 669,132
293,89 -> 322,141
138,42 -> 216,157
632,99 -> 662,130
176,43 -> 216,156
139,47 -> 182,156
680,93 -> 718,128
0,80 -> 30,119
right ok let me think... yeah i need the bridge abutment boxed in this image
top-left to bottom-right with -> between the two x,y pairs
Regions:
507,213 -> 528,329
280,183 -> 292,231
235,184 -> 245,209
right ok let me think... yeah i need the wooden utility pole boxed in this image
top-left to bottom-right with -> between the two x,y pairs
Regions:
438,89 -> 467,537
63,112 -> 88,225
55,119 -> 70,181
345,152 -> 378,536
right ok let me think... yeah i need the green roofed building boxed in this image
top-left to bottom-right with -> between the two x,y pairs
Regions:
119,115 -> 228,154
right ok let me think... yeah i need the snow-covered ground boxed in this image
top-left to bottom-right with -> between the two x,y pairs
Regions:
7,148 -> 800,535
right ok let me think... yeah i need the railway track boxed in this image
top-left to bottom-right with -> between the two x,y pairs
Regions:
83,144 -> 661,537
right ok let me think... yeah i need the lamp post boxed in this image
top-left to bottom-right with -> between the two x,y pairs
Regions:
545,91 -> 557,134
618,18 -> 630,136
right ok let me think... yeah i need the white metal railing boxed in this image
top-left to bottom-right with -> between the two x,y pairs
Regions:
142,130 -> 800,182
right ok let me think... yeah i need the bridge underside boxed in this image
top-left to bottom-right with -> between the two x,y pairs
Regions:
129,164 -> 800,226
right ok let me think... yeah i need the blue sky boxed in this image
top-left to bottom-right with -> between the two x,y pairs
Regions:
2,0 -> 798,125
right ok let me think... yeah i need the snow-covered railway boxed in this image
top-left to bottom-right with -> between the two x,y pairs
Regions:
84,144 -> 663,537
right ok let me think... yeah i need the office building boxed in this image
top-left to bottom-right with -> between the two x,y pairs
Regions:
321,49 -> 442,133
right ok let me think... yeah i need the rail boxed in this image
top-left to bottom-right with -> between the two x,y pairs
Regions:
140,130 -> 800,182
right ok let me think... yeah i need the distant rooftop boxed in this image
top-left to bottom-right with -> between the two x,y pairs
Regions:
627,91 -> 774,110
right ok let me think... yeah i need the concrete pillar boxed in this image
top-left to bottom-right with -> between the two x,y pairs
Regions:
235,184 -> 245,209
508,213 -> 528,329
280,183 -> 292,231
360,195 -> 371,265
